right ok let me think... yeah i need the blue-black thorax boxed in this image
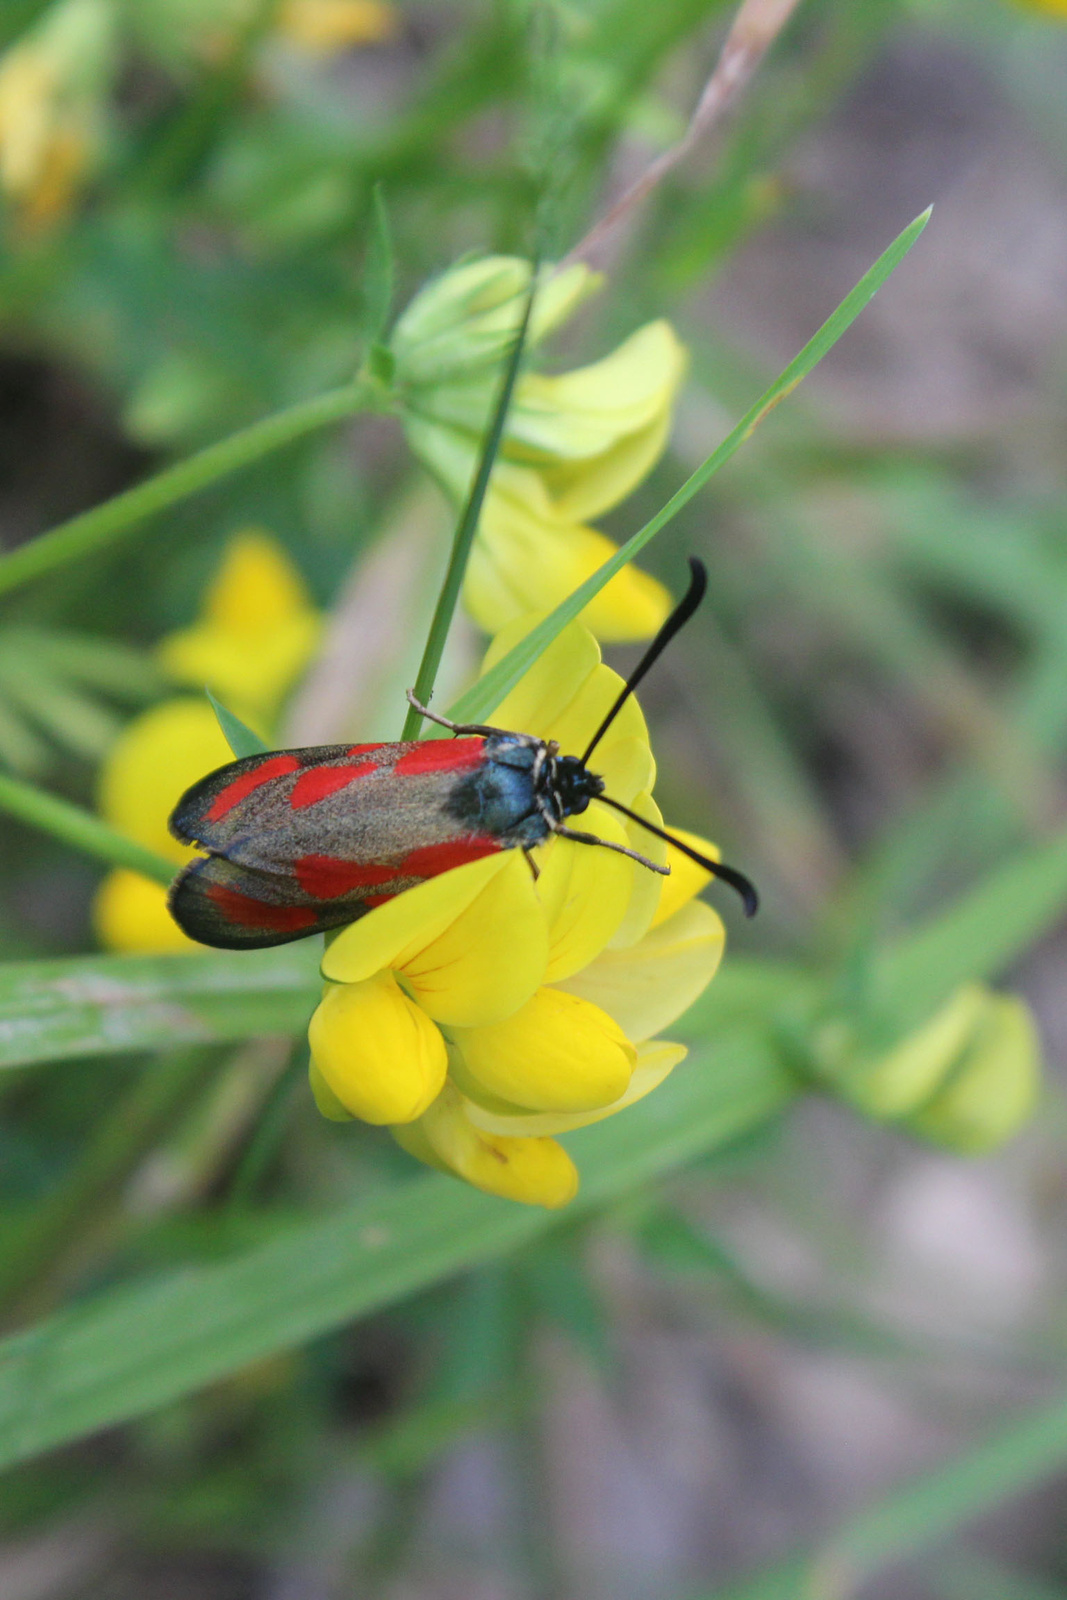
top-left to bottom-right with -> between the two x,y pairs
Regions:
445,734 -> 604,846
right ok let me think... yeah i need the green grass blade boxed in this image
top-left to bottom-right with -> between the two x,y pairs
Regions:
0,946 -> 321,1070
400,266 -> 538,740
0,774 -> 176,886
448,207 -> 932,725
874,821 -> 1067,1032
0,379 -> 377,600
0,1029 -> 792,1468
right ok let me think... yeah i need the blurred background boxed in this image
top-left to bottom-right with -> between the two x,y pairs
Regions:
3,0 -> 1067,1595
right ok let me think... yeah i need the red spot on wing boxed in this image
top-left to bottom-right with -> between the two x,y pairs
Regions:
364,893 -> 393,909
206,882 -> 319,934
393,738 -> 486,777
346,743 -> 383,758
290,761 -> 375,810
400,837 -> 502,878
295,855 -> 398,899
206,754 -> 301,822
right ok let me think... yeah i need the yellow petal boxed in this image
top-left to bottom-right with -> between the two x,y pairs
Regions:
481,613 -> 602,737
465,1039 -> 686,1136
909,994 -> 1041,1154
278,0 -> 397,51
544,663 -> 651,789
93,868 -> 198,954
308,1059 -> 356,1120
451,986 -> 636,1112
97,697 -> 234,857
544,409 -> 672,523
401,849 -> 548,1026
405,1084 -> 578,1207
202,529 -> 316,635
464,487 -> 671,643
560,898 -> 725,1044
323,850 -> 548,1025
308,974 -> 447,1124
607,790 -> 668,950
158,612 -> 320,720
534,801 -> 633,981
508,321 -> 686,463
649,827 -> 721,929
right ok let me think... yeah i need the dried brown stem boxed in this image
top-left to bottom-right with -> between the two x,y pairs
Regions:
566,0 -> 803,268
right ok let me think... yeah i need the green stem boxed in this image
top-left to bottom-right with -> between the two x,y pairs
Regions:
0,773 -> 175,885
0,378 -> 380,600
399,269 -> 538,740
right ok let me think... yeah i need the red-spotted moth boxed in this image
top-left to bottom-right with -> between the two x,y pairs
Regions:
167,559 -> 757,949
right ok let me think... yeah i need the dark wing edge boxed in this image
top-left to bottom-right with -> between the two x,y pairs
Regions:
168,855 -> 365,950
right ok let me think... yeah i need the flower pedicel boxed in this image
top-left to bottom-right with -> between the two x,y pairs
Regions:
165,559 -> 757,951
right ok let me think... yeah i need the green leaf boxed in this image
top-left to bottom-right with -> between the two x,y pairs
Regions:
363,183 -> 395,344
0,1029 -> 792,1468
0,947 -> 321,1071
873,822 -> 1067,1034
448,207 -> 932,726
206,691 -> 270,758
0,774 -> 176,887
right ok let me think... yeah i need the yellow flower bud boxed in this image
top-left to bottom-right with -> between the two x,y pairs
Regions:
908,994 -> 1040,1154
309,974 -> 448,1124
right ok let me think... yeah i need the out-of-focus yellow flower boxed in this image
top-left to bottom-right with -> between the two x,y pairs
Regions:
817,982 -> 1041,1155
393,256 -> 687,643
94,531 -> 320,953
0,0 -> 116,227
309,615 -> 725,1207
158,529 -> 321,723
277,0 -> 396,51
1011,0 -> 1067,17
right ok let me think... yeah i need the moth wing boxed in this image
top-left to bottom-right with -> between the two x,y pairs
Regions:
168,854 -> 372,950
168,738 -> 494,876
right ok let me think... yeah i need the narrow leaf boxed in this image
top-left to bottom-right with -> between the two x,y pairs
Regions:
0,946 -> 321,1070
449,208 -> 932,726
207,691 -> 269,758
0,774 -> 175,886
363,183 -> 395,343
0,1030 -> 792,1468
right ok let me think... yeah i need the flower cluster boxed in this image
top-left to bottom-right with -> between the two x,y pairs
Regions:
307,617 -> 725,1207
392,256 -> 687,643
95,530 -> 320,953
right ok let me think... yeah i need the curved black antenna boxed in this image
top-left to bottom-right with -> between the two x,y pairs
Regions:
597,794 -> 759,918
580,556 -> 708,766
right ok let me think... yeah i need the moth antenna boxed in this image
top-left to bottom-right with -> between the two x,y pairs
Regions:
551,823 -> 670,875
580,556 -> 708,766
597,795 -> 759,917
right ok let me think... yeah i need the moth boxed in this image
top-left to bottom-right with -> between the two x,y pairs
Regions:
168,559 -> 757,949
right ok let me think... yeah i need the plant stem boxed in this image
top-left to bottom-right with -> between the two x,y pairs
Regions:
0,378 -> 380,600
399,270 -> 538,740
0,773 -> 176,884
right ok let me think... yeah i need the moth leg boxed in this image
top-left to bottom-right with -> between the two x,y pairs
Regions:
522,846 -> 541,881
550,822 -> 670,875
405,689 -> 511,739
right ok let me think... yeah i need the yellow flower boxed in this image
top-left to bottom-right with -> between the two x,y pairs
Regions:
308,616 -> 726,1207
0,0 -> 116,227
157,528 -> 321,724
94,532 -> 320,953
276,0 -> 397,51
1011,0 -> 1067,16
817,982 -> 1041,1155
393,257 -> 687,642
